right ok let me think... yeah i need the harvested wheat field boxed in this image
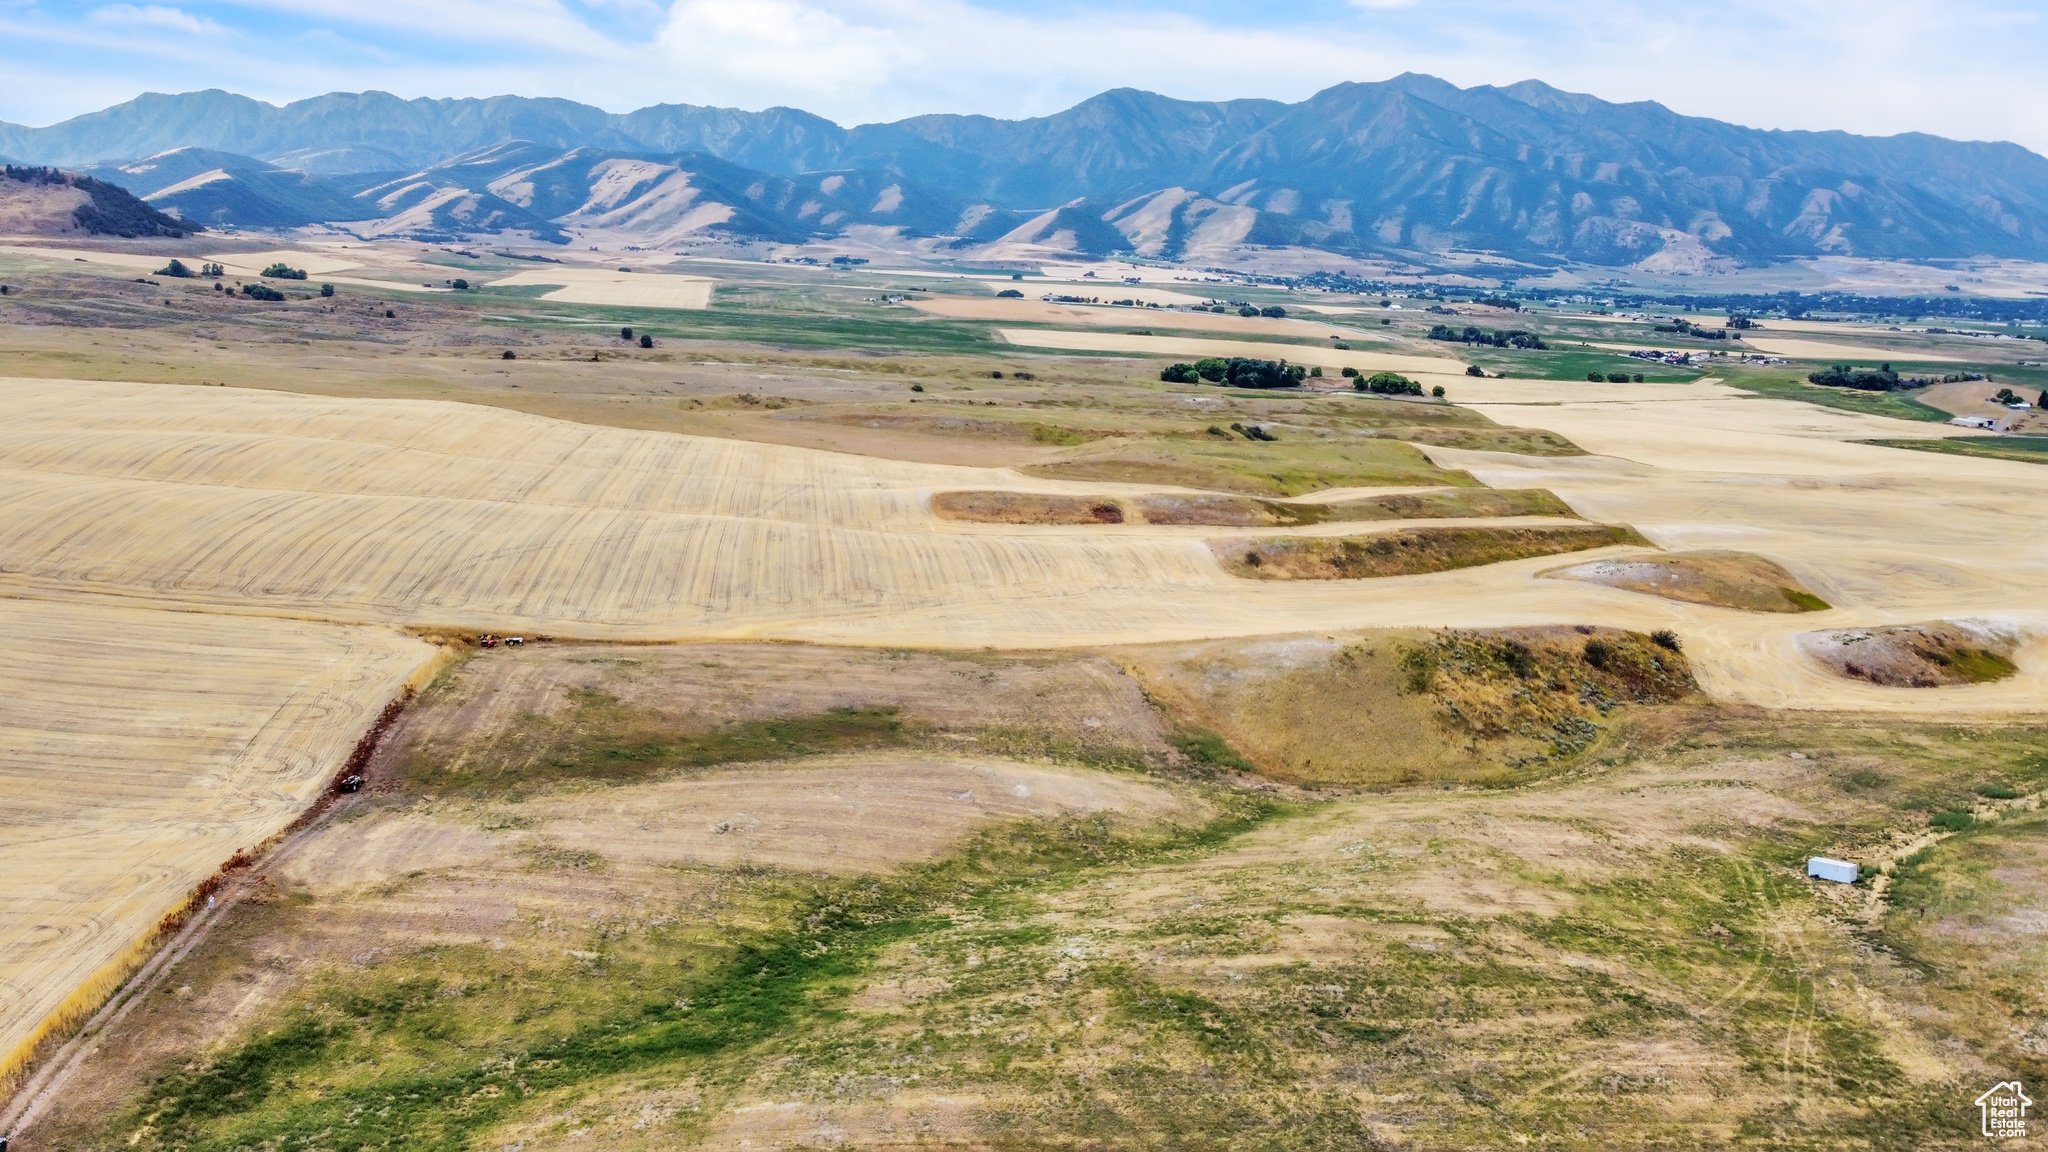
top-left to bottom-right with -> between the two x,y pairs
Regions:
1738,336 -> 1969,362
0,598 -> 435,1081
910,296 -> 1353,338
1543,550 -> 1831,612
488,267 -> 715,308
0,377 -> 2045,713
995,327 -> 1464,378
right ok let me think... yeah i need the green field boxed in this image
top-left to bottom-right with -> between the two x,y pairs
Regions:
1868,435 -> 2048,465
1722,373 -> 1956,422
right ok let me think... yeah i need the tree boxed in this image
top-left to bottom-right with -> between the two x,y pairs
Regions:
201,263 -> 223,278
1238,306 -> 1259,318
502,350 -> 517,360
156,259 -> 193,278
241,282 -> 285,301
260,263 -> 307,280
1466,365 -> 1484,377
1632,374 -> 1643,383
1160,363 -> 1200,383
1340,366 -> 1360,378
1587,372 -> 1605,382
639,334 -> 654,349
319,284 -> 334,298
620,327 -> 635,341
1606,373 -> 1630,383
1357,372 -> 1422,396
996,289 -> 1024,298
1260,305 -> 1286,319
1432,385 -> 1446,398
450,278 -> 469,290
1194,357 -> 1229,383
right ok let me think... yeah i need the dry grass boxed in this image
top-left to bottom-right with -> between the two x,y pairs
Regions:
1543,550 -> 1831,613
933,488 -> 1575,528
1118,627 -> 1693,787
1218,524 -> 1647,580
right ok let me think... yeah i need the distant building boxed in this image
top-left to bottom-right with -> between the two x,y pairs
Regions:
1950,416 -> 2001,430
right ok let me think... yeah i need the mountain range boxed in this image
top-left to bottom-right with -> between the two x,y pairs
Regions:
7,75 -> 2048,267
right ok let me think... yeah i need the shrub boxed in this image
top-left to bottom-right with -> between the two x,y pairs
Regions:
1632,374 -> 1643,383
260,263 -> 306,280
450,278 -> 469,290
989,371 -> 1004,379
996,289 -> 1023,298
1160,363 -> 1200,383
909,384 -> 924,392
1340,366 -> 1360,378
241,282 -> 285,302
1238,306 -> 1259,317
1587,372 -> 1605,382
620,327 -> 634,340
639,334 -> 654,349
1260,305 -> 1286,318
1607,372 -> 1630,383
1650,629 -> 1682,652
157,259 -> 193,278
1194,357 -> 1229,382
1930,810 -> 1975,832
385,309 -> 395,318
1432,385 -> 1446,398
502,350 -> 516,360
319,284 -> 334,298
1583,639 -> 1611,669
1466,365 -> 1484,377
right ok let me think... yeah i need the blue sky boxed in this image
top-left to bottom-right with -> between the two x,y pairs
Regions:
3,0 -> 2045,154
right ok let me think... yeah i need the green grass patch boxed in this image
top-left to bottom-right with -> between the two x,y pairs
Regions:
1469,347 -> 1705,383
127,798 -> 1281,1152
1722,375 -> 1953,422
1168,726 -> 1255,772
403,693 -> 913,794
1868,435 -> 2048,466
1784,588 -> 1832,612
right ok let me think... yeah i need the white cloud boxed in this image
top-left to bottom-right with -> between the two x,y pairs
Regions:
88,4 -> 225,35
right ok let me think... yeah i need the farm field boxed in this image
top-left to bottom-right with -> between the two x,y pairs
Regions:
22,636 -> 2048,1152
0,598 -> 435,1082
3,237 -> 2048,1149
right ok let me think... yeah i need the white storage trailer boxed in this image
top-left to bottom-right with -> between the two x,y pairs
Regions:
1807,857 -> 1859,884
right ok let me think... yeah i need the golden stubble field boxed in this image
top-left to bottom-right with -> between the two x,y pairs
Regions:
0,375 -> 2038,713
0,598 -> 436,1079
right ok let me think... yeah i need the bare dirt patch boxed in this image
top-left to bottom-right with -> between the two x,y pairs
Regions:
1543,550 -> 1831,613
1217,524 -> 1645,580
1798,621 -> 2022,687
932,491 -> 1126,524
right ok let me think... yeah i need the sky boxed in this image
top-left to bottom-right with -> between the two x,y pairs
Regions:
1,0 -> 2045,154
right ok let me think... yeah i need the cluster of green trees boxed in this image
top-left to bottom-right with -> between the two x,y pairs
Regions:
1587,372 -> 1645,383
260,263 -> 307,280
1726,314 -> 1757,329
1655,318 -> 1729,340
1472,295 -> 1521,312
1428,324 -> 1548,350
155,260 -> 226,279
240,282 -> 286,302
1160,357 -> 1307,389
1343,368 -> 1423,395
1808,363 -> 1910,391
